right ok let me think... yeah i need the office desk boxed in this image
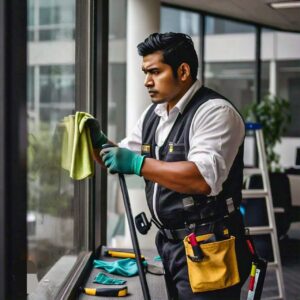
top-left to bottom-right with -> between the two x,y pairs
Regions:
288,174 -> 300,207
286,169 -> 300,222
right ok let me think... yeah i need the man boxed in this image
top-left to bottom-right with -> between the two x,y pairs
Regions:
90,32 -> 252,300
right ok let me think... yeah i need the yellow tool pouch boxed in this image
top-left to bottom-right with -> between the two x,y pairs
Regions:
183,234 -> 240,293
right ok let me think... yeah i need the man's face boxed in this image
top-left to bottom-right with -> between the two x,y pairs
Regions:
142,51 -> 182,106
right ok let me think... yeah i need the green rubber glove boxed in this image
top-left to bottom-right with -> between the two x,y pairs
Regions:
93,258 -> 147,277
93,272 -> 126,285
100,147 -> 145,176
86,118 -> 108,148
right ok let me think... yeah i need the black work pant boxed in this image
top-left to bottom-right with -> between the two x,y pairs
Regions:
155,212 -> 252,300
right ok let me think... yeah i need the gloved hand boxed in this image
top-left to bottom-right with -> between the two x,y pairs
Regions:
86,118 -> 108,148
100,146 -> 145,176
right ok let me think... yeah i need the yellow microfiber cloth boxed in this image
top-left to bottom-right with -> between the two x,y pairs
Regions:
61,111 -> 94,180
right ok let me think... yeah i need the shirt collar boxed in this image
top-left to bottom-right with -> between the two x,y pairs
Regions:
154,80 -> 202,117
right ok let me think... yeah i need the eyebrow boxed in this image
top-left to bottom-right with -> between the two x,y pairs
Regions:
142,67 -> 159,73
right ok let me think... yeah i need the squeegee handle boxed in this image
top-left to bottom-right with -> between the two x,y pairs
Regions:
118,173 -> 151,300
100,144 -> 151,300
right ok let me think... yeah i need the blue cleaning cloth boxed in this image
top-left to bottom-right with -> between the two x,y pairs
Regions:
93,272 -> 126,285
154,255 -> 162,262
93,258 -> 147,277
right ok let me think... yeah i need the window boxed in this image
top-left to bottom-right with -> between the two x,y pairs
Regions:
278,60 -> 300,136
206,17 -> 254,35
205,16 -> 256,111
27,0 -> 89,296
261,29 -> 300,136
205,62 -> 255,110
161,6 -> 200,38
161,6 -> 201,76
28,0 -> 75,42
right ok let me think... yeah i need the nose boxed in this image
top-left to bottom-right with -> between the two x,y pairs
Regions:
144,74 -> 154,88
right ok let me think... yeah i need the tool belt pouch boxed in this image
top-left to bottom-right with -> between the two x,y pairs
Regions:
183,234 -> 240,293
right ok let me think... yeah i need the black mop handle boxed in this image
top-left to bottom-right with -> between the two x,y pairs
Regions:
118,174 -> 151,300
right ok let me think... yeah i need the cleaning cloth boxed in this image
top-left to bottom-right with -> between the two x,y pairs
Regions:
61,112 -> 94,180
93,272 -> 126,285
93,258 -> 147,277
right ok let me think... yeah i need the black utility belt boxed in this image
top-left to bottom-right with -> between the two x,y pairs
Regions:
160,218 -> 227,241
182,196 -> 238,222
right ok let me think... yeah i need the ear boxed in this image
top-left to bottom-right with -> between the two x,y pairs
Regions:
177,63 -> 191,81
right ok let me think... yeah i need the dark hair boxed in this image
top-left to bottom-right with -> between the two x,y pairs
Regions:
137,32 -> 198,80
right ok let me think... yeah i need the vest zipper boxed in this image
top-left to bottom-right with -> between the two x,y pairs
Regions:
153,145 -> 163,226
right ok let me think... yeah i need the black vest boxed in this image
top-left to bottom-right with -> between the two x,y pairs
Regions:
142,86 -> 244,229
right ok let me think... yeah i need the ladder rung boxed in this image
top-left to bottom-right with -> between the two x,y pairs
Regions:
244,168 -> 262,175
273,207 -> 285,213
262,297 -> 283,300
248,226 -> 273,234
242,189 -> 268,198
268,262 -> 278,269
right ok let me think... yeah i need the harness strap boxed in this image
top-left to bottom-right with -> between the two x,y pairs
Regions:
160,199 -> 240,241
182,196 -> 240,223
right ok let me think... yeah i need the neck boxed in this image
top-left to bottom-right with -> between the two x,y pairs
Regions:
167,80 -> 195,113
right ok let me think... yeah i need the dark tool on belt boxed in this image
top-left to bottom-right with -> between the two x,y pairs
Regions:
135,212 -> 152,235
135,212 -> 162,234
188,232 -> 204,262
80,286 -> 128,297
102,144 -> 151,300
246,229 -> 268,300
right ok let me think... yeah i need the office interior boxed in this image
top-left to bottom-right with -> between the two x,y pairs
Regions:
1,0 -> 300,299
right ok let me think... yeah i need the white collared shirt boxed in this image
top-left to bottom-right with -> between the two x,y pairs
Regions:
119,80 -> 245,196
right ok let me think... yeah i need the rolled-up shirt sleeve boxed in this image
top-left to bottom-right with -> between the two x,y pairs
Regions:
188,99 -> 245,196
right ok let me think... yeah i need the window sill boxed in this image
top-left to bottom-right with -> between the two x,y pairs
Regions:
78,247 -> 168,300
28,251 -> 94,300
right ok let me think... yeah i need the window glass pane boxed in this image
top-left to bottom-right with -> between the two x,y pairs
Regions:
205,62 -> 255,110
27,0 -> 87,296
29,0 -> 75,42
261,61 -> 270,100
206,17 -> 254,35
261,29 -> 300,167
28,0 -> 35,41
39,65 -> 75,104
205,16 -> 255,111
107,0 -> 127,246
161,7 -> 200,37
278,60 -> 300,136
161,7 -> 201,76
262,29 -> 300,137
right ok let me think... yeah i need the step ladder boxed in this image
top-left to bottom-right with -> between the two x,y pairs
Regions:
243,123 -> 286,300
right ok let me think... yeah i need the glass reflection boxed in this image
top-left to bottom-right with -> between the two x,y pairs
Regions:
27,0 -> 81,296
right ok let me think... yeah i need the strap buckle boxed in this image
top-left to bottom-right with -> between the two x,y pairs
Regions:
163,228 -> 176,240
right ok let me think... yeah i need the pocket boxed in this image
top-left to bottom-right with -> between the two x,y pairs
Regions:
183,234 -> 240,293
165,143 -> 186,162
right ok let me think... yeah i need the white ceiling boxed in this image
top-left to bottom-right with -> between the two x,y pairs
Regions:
162,0 -> 300,32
